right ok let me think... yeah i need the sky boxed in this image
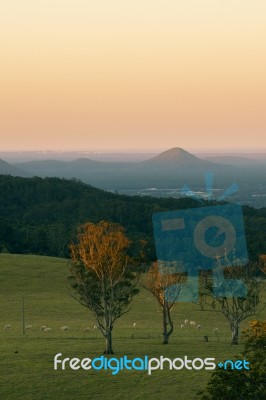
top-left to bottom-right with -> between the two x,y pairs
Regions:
0,0 -> 266,152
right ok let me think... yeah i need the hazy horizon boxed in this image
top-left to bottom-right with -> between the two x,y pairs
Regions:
1,147 -> 266,165
1,147 -> 266,154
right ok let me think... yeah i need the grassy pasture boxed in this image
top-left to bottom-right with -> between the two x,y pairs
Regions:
0,254 -> 265,400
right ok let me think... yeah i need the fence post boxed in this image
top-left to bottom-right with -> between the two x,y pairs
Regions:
22,297 -> 25,335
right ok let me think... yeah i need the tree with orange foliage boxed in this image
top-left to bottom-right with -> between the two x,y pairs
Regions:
144,262 -> 186,344
69,221 -> 140,354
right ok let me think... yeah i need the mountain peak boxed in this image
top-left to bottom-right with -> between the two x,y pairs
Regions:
146,147 -> 200,164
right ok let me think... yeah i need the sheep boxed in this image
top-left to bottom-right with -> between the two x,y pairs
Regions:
60,326 -> 68,332
4,324 -> 11,331
93,325 -> 98,330
213,328 -> 219,335
133,322 -> 137,328
180,324 -> 185,329
184,319 -> 189,325
25,325 -> 32,330
197,324 -> 201,330
44,327 -> 51,333
190,321 -> 197,327
40,325 -> 47,332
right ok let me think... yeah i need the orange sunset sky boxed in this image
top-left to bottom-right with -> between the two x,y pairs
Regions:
0,0 -> 266,151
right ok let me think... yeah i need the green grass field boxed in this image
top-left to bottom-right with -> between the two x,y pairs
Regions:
0,254 -> 265,400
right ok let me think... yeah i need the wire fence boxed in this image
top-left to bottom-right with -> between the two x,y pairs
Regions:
0,295 -> 244,343
0,329 -> 236,342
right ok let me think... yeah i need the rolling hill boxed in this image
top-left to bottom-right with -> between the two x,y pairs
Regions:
203,156 -> 257,166
0,159 -> 31,177
2,252 -> 263,400
0,175 -> 265,260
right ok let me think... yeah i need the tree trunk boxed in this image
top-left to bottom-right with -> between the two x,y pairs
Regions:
104,328 -> 114,354
162,302 -> 173,344
231,322 -> 239,345
102,281 -> 114,354
162,302 -> 168,344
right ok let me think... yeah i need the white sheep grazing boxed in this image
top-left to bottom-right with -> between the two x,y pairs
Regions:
60,326 -> 68,331
180,324 -> 185,329
197,324 -> 201,330
190,321 -> 197,327
25,325 -> 32,330
40,325 -> 47,332
213,328 -> 219,335
133,322 -> 137,328
44,327 -> 51,333
4,324 -> 11,331
184,319 -> 189,325
93,325 -> 98,330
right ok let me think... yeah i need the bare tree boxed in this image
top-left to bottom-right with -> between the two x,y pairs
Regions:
69,221 -> 140,354
200,263 -> 265,345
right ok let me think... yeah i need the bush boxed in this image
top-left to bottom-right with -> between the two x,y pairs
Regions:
198,320 -> 266,400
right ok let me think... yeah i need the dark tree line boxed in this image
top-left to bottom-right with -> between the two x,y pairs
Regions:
0,175 -> 266,260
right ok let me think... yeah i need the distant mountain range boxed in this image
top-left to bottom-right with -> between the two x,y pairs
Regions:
0,147 -> 265,207
11,147 -> 234,188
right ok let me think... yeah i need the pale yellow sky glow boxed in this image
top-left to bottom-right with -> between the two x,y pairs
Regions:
0,0 -> 266,151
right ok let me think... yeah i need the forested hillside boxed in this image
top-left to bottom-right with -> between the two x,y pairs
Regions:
0,175 -> 265,260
